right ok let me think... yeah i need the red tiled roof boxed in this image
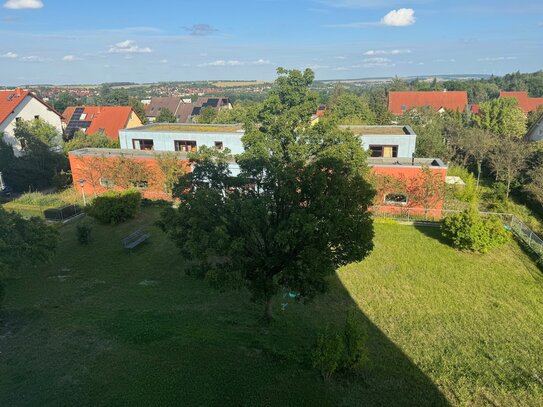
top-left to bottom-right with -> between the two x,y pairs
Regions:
388,91 -> 468,115
499,92 -> 543,114
63,106 -> 139,140
0,89 -> 32,124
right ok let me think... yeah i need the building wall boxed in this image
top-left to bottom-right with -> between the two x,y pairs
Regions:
69,152 -> 190,201
126,112 -> 144,129
361,134 -> 417,158
370,165 -> 448,214
527,118 -> 543,142
0,96 -> 63,156
119,129 -> 246,154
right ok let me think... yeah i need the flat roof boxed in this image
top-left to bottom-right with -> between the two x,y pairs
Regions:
339,125 -> 413,136
68,148 -> 190,160
124,123 -> 244,133
368,157 -> 446,168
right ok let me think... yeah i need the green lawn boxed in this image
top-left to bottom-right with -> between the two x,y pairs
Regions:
1,209 -> 542,406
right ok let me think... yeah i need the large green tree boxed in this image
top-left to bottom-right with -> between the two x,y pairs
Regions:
473,97 -> 526,138
331,92 -> 376,124
159,68 -> 376,321
0,206 -> 59,308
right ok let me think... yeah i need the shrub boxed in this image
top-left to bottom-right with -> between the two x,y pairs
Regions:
76,223 -> 92,245
86,189 -> 141,224
342,311 -> 370,374
11,192 -> 65,207
312,326 -> 345,381
312,312 -> 370,381
441,209 -> 510,253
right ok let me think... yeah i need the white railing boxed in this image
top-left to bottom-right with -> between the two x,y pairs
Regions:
370,206 -> 542,260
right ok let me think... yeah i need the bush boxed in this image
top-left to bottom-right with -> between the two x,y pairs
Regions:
86,189 -> 141,224
441,209 -> 510,253
76,223 -> 92,245
312,312 -> 370,381
312,326 -> 345,381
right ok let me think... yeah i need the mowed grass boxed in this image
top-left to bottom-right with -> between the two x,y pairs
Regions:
1,209 -> 542,406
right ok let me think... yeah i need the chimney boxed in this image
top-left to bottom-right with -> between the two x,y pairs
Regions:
15,87 -> 22,97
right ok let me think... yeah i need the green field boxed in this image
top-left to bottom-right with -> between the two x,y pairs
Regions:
1,209 -> 542,406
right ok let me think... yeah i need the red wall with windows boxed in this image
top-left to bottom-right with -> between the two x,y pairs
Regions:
370,165 -> 448,215
68,152 -> 190,201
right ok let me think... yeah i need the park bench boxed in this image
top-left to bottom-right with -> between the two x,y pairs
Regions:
122,229 -> 150,250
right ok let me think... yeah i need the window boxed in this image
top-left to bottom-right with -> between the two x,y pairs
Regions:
131,180 -> 148,189
34,115 -> 40,120
369,145 -> 398,158
401,104 -> 407,111
214,141 -> 224,150
174,140 -> 197,152
384,193 -> 408,205
15,117 -> 22,123
99,178 -> 115,188
80,113 -> 87,120
132,139 -> 154,150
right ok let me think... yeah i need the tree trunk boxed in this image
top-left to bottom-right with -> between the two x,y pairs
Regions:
263,297 -> 274,323
476,161 -> 482,189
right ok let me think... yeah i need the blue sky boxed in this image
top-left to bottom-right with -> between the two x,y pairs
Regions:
0,0 -> 542,85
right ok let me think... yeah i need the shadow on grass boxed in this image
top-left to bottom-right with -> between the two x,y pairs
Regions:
316,273 -> 450,406
413,222 -> 449,245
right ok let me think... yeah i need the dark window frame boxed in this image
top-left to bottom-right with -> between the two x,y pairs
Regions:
174,140 -> 197,152
384,193 -> 408,205
369,145 -> 399,158
132,139 -> 154,150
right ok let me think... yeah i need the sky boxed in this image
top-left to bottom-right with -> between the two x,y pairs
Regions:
0,0 -> 542,85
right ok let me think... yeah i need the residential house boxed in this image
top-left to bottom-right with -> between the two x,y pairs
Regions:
0,88 -> 63,156
119,123 -> 244,174
339,125 -> 417,158
62,106 -> 144,141
145,96 -> 232,123
499,92 -> 543,115
72,123 -> 446,212
388,91 -> 468,115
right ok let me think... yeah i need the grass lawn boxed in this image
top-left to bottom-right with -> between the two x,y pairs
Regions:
1,208 -> 542,406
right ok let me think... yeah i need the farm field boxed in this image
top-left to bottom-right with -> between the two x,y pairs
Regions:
1,208 -> 542,406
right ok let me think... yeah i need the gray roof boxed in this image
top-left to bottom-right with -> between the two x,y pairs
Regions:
367,157 -> 447,168
68,148 -> 189,160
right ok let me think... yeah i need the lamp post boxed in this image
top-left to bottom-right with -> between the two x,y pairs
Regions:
78,179 -> 87,206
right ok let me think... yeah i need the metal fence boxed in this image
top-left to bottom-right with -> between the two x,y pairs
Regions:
370,206 -> 543,260
43,205 -> 83,223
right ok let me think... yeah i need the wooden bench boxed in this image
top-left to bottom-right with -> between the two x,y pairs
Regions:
122,229 -> 150,250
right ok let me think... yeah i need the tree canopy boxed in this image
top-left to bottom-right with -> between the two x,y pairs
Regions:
159,68 -> 376,321
0,206 -> 59,307
473,97 -> 526,138
155,108 -> 177,123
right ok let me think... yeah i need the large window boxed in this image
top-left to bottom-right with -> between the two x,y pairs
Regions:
174,140 -> 197,152
369,145 -> 398,158
214,141 -> 224,150
131,180 -> 148,189
384,193 -> 408,205
132,139 -> 154,150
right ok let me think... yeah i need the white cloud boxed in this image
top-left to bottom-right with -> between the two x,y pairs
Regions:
20,55 -> 45,62
198,60 -> 243,67
108,40 -> 152,54
252,59 -> 270,65
363,57 -> 391,63
477,56 -> 517,61
364,49 -> 411,55
159,59 -> 168,64
3,0 -> 43,9
334,56 -> 347,59
434,58 -> 456,63
1,51 -> 18,58
62,55 -> 81,62
382,8 -> 416,26
325,8 -> 415,29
